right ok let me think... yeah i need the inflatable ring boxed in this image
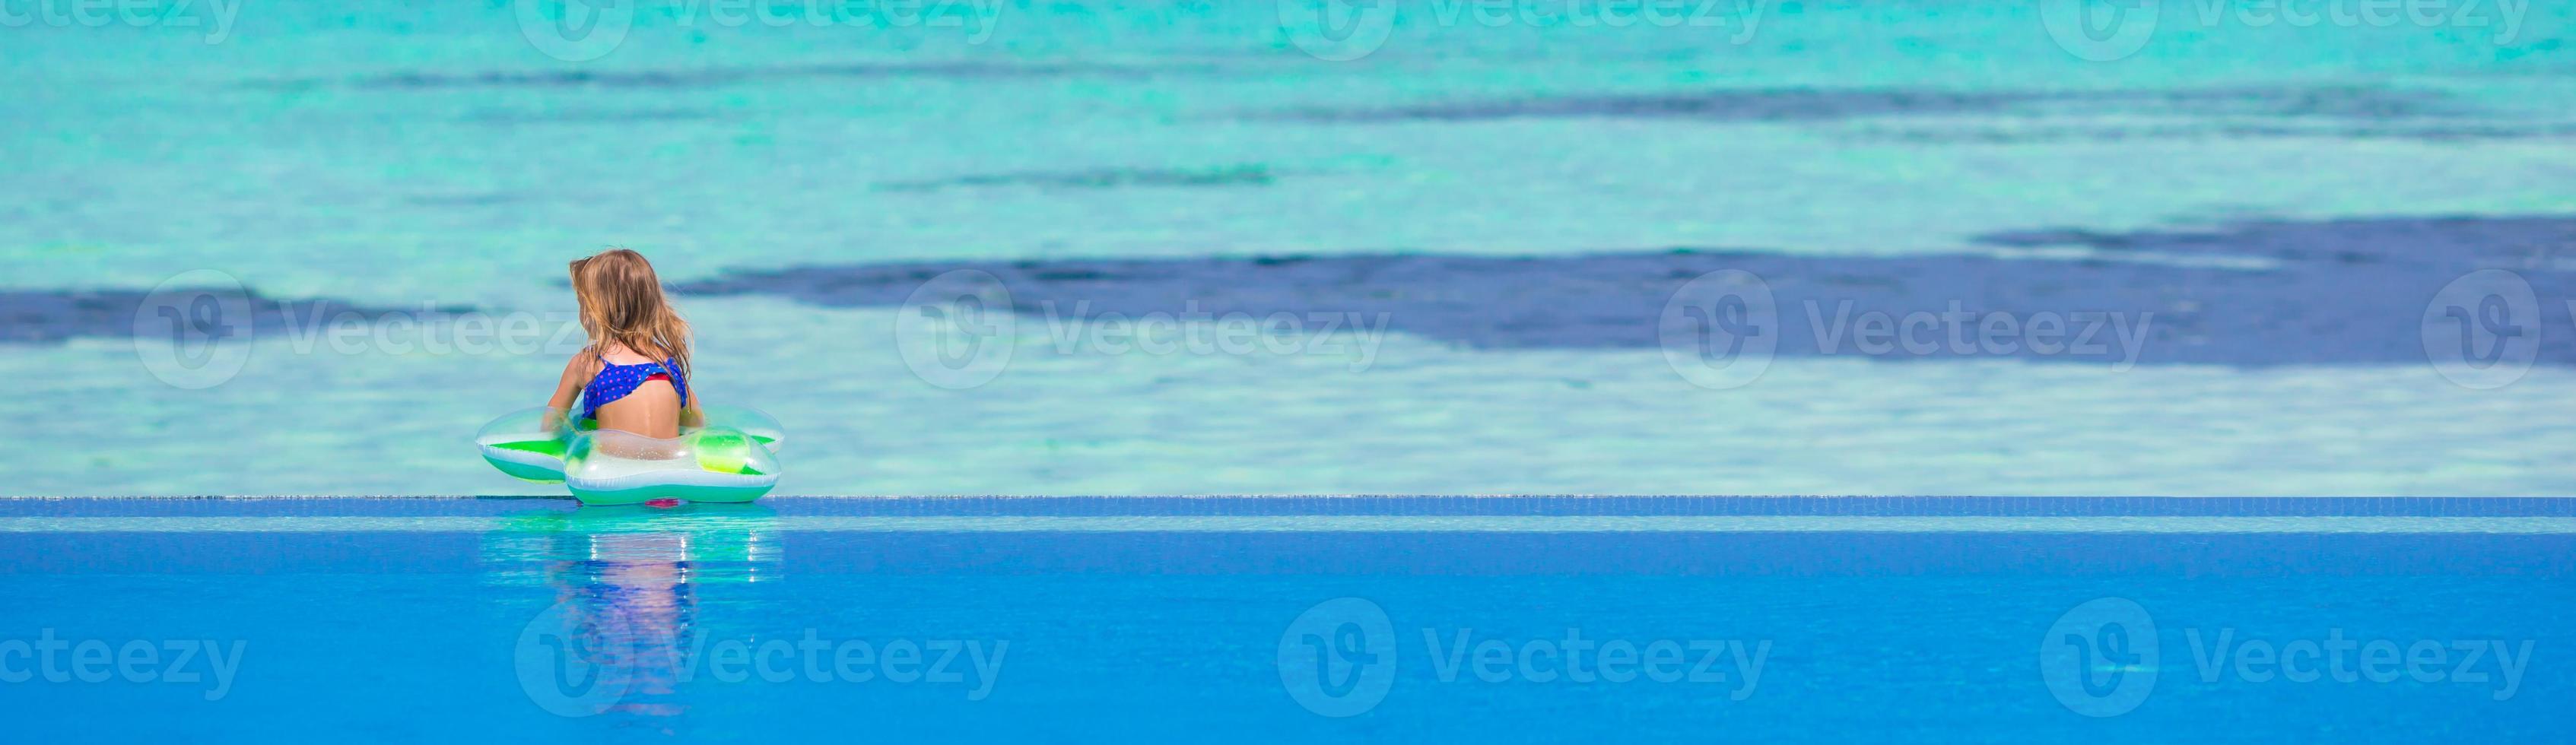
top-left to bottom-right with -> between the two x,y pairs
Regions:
475,406 -> 784,505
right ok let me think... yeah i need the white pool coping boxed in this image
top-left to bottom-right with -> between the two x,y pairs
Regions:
2,515 -> 2573,534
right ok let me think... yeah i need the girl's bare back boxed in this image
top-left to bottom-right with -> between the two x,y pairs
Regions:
589,347 -> 685,438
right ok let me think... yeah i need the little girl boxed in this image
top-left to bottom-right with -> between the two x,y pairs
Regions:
546,248 -> 699,439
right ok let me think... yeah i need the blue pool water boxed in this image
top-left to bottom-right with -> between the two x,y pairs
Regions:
4,496 -> 2569,740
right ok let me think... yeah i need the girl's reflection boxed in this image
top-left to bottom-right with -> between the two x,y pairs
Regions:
488,501 -> 781,727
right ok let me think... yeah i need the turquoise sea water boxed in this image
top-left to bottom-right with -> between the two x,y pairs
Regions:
5,1 -> 2575,495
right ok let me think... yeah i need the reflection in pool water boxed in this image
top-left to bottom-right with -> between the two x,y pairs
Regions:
485,502 -> 781,725
2,496 -> 2571,741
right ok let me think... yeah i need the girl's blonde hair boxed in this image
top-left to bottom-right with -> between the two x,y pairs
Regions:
570,248 -> 692,387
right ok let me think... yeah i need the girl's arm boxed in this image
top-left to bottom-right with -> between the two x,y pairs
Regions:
677,371 -> 704,429
543,349 -> 597,430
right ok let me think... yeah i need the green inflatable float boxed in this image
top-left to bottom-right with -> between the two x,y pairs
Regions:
475,405 -> 784,506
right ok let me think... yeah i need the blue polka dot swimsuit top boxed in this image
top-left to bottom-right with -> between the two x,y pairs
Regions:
579,356 -> 690,422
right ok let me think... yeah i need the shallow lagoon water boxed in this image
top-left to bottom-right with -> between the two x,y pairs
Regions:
11,294 -> 2574,496
5,2 -> 2575,495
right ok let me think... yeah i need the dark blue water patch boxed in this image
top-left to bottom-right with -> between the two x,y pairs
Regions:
1853,121 -> 2576,144
252,60 -> 1211,92
1266,84 -> 2457,124
1275,87 -> 2024,122
0,289 -> 469,344
1968,215 -> 2568,265
458,106 -> 722,125
875,164 -> 1276,192
401,191 -> 523,206
672,214 -> 2576,367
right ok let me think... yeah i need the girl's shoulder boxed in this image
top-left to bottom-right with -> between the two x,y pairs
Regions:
592,343 -> 656,366
557,347 -> 603,387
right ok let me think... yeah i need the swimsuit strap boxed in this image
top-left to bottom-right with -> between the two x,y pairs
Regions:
654,359 -> 691,407
578,357 -> 690,421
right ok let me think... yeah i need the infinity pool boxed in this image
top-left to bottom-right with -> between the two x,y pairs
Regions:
2,496 -> 2568,740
